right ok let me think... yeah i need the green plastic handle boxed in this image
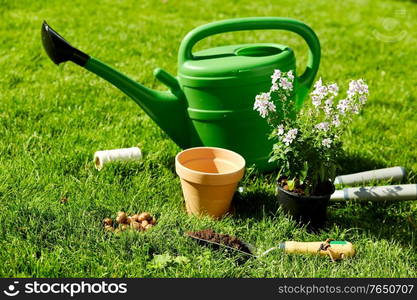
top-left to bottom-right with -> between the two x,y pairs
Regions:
179,17 -> 321,105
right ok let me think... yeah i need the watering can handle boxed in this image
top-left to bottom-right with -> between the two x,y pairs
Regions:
178,17 -> 320,106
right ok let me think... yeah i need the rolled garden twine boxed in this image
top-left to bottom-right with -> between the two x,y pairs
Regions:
94,147 -> 142,170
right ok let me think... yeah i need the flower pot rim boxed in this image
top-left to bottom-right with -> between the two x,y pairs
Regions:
175,147 -> 245,185
276,182 -> 335,199
176,146 -> 245,176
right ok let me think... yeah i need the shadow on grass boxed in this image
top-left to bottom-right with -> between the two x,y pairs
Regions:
233,189 -> 280,221
336,152 -> 387,175
327,201 -> 417,248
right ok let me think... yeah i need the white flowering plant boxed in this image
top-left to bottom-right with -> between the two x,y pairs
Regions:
254,69 -> 369,195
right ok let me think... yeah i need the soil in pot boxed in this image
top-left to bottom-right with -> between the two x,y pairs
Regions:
277,178 -> 335,230
279,177 -> 334,196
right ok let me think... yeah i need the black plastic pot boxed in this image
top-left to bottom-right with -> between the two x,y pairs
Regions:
276,182 -> 335,228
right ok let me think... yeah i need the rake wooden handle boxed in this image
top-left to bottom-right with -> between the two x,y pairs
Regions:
282,241 -> 356,260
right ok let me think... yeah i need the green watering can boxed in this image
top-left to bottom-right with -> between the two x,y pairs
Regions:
41,17 -> 320,171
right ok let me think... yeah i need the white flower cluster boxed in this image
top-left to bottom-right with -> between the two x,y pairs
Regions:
311,78 -> 339,113
322,138 -> 332,148
276,124 -> 298,146
255,68 -> 369,153
336,79 -> 369,115
270,70 -> 294,94
253,92 -> 276,118
348,79 -> 368,98
311,78 -> 369,148
253,70 -> 295,118
332,114 -> 341,127
315,122 -> 330,132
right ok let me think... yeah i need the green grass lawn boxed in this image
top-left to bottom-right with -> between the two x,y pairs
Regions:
1,0 -> 417,277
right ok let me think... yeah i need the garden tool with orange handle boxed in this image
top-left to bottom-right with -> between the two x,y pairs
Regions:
188,233 -> 355,261
275,239 -> 356,261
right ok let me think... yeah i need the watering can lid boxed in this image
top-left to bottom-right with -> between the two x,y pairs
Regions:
178,43 -> 294,86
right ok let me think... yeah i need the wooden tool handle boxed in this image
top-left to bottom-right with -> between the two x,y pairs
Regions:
284,241 -> 355,260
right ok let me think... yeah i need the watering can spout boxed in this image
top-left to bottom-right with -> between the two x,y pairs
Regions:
41,21 -> 189,149
41,21 -> 89,66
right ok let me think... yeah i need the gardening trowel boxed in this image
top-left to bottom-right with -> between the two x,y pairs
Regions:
187,233 -> 355,261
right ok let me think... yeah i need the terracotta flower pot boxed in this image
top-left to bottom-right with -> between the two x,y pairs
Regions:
175,147 -> 245,218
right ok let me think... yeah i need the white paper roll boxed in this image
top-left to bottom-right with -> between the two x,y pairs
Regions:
94,147 -> 142,170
